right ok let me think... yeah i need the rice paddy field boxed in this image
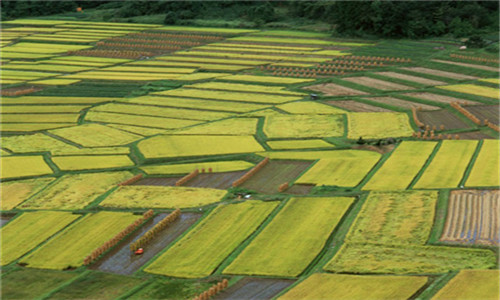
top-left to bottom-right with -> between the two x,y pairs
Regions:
1,18 -> 498,300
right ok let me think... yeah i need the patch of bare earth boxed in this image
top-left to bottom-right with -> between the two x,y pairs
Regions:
455,131 -> 495,140
304,83 -> 367,96
342,76 -> 414,91
432,59 -> 500,72
464,105 -> 499,124
363,96 -> 440,111
214,278 -> 295,300
417,109 -> 471,130
374,71 -> 447,86
401,67 -> 478,80
326,100 -> 392,112
353,144 -> 396,154
404,92 -> 478,105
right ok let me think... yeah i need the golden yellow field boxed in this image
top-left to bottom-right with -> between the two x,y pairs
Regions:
465,140 -> 500,187
433,270 -> 499,300
52,155 -> 134,171
438,84 -> 500,99
1,178 -> 54,210
347,112 -> 414,139
1,156 -> 53,180
264,115 -> 345,138
49,124 -> 141,147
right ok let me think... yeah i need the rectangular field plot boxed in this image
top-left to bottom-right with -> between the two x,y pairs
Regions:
433,270 -> 499,300
52,155 -> 134,171
363,141 -> 437,190
276,101 -> 347,114
85,111 -> 200,129
138,135 -> 264,159
267,139 -> 333,150
99,186 -> 227,209
416,109 -> 472,130
215,278 -> 294,300
362,97 -> 441,111
466,140 -> 499,187
184,171 -> 247,189
1,177 -> 54,210
0,123 -> 74,133
264,115 -> 345,138
49,124 -> 141,147
153,89 -> 303,104
465,105 -> 499,125
184,82 -> 304,96
279,273 -> 427,300
1,105 -> 89,113
1,96 -> 117,105
438,84 -> 500,99
374,71 -> 447,86
91,213 -> 201,275
172,118 -> 258,136
145,201 -> 277,278
347,112 -> 414,139
326,100 -> 392,112
1,211 -> 80,265
19,171 -> 132,210
342,76 -> 414,91
401,67 -> 478,80
1,155 -> 53,180
20,212 -> 141,270
431,59 -> 500,72
414,140 -> 478,189
1,113 -> 80,123
304,83 -> 368,96
240,160 -> 313,194
217,75 -> 315,84
141,161 -> 254,175
224,197 -> 353,277
440,190 -> 499,246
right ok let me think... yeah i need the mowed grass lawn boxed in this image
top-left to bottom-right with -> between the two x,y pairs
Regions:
466,140 -> 500,187
1,211 -> 80,265
144,201 -> 277,278
223,197 -> 353,277
433,270 -> 499,300
279,273 -> 427,300
20,212 -> 141,269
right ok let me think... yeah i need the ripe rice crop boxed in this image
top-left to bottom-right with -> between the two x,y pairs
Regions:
19,171 -> 132,210
158,55 -> 270,65
64,71 -> 182,81
438,84 -> 500,99
52,56 -> 131,63
20,212 -> 141,269
259,149 -> 376,160
1,211 -> 80,265
1,155 -> 53,179
1,113 -> 80,123
433,270 -> 499,300
49,124 -> 141,147
106,124 -> 167,136
1,133 -> 80,154
29,79 -> 81,85
0,123 -> 74,132
218,74 -> 314,84
1,105 -> 88,113
102,66 -> 196,74
279,273 -> 427,300
141,160 -> 254,175
52,147 -> 130,156
153,89 -> 303,104
130,60 -> 252,71
2,69 -> 60,79
183,82 -> 305,96
1,178 -> 54,210
3,64 -> 94,72
347,112 -> 414,139
414,140 -> 478,189
224,197 -> 353,277
174,72 -> 232,81
52,155 -> 134,171
211,42 -> 321,51
85,111 -> 200,129
1,96 -> 117,104
138,135 -> 264,159
159,26 -> 258,34
267,139 -> 333,150
276,101 -> 347,114
479,78 -> 500,84
171,118 -> 258,135
99,185 -> 227,209
175,51 -> 329,63
466,140 -> 499,187
0,52 -> 55,59
196,45 -> 313,55
263,115 -> 345,138
228,36 -> 368,46
144,201 -> 277,278
363,141 -> 438,190
4,42 -> 92,53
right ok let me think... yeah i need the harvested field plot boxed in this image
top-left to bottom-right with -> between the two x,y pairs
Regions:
303,83 -> 368,96
414,140 -> 478,189
364,141 -> 437,190
1,177 -> 54,210
138,135 -> 264,159
224,197 -> 353,277
49,124 -> 141,147
440,190 -> 499,246
347,112 -> 414,139
401,67 -> 478,80
240,160 -> 313,194
375,71 -> 447,86
1,211 -> 80,265
417,109 -> 471,130
326,100 -> 392,112
185,171 -> 247,189
342,76 -> 414,91
286,184 -> 315,195
144,201 -> 278,278
99,186 -> 227,209
91,213 -> 201,275
264,115 -> 345,138
466,140 -> 499,187
403,92 -> 478,105
433,270 -> 499,300
1,155 -> 53,180
20,212 -> 141,269
215,278 -> 294,300
131,177 -> 180,186
438,84 -> 500,99
465,105 -> 499,124
0,216 -> 13,227
141,161 -> 254,175
20,171 -> 132,210
279,273 -> 427,300
456,131 -> 495,140
432,59 -> 500,72
363,96 -> 441,110
52,155 -> 134,171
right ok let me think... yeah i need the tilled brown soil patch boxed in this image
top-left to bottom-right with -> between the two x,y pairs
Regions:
342,76 -> 414,91
403,92 -> 478,105
401,67 -> 478,80
363,96 -> 440,111
431,59 -> 500,72
374,71 -> 447,86
303,83 -> 368,96
326,100 -> 392,112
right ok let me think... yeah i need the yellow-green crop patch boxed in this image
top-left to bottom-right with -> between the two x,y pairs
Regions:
414,140 -> 478,189
99,186 -> 227,209
279,273 -> 427,300
479,78 -> 500,84
1,113 -> 80,123
363,141 -> 438,190
1,211 -> 80,266
170,118 -> 258,136
211,42 -> 322,51
175,51 -> 329,63
1,133 -> 79,154
4,42 -> 92,53
1,156 -> 53,180
138,135 -> 265,159
195,45 -> 313,55
159,26 -> 258,34
438,84 -> 500,99
0,52 -> 56,59
1,96 -> 116,104
52,155 -> 134,171
158,55 -> 270,65
52,147 -> 130,156
2,69 -> 60,79
19,171 -> 132,210
64,71 -> 181,81
103,66 -> 196,74
49,124 -> 142,147
20,212 -> 141,269
267,139 -> 333,150
0,123 -> 74,132
129,60 -> 251,71
433,270 -> 499,300
347,112 -> 414,139
218,74 -> 315,84
264,115 -> 345,138
3,63 -> 94,72
276,101 -> 347,114
85,111 -> 200,129
141,160 -> 254,175
144,201 -> 277,278
51,56 -> 131,63
466,140 -> 500,187
174,72 -> 232,81
183,82 -> 305,96
28,79 -> 81,85
1,105 -> 88,113
224,197 -> 353,277
1,178 -> 54,210
106,124 -> 167,137
258,149 -> 376,160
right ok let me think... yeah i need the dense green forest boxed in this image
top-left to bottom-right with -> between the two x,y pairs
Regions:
2,1 -> 498,39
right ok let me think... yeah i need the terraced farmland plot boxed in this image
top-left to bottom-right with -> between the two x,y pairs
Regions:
85,111 -> 200,129
144,201 -> 278,278
141,161 -> 254,175
19,171 -> 132,210
259,149 -> 376,160
153,89 -> 303,104
1,155 -> 53,180
1,177 -> 54,210
440,190 -> 499,246
217,75 -> 315,84
49,124 -> 141,147
52,155 -> 134,171
279,273 -> 427,300
20,212 -> 141,269
433,270 -> 499,300
240,160 -> 313,194
304,83 -> 368,96
99,186 -> 227,209
363,141 -> 437,190
342,76 -> 414,91
264,115 -> 345,138
171,118 -> 258,135
466,140 -> 500,187
347,112 -> 414,139
438,84 -> 500,99
224,197 -> 354,277
374,71 -> 447,86
363,96 -> 441,111
1,211 -> 80,265
326,100 -> 392,112
414,140 -> 478,189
